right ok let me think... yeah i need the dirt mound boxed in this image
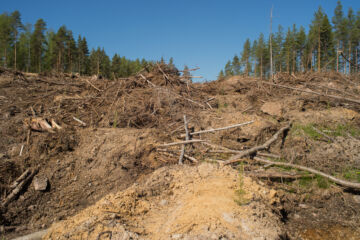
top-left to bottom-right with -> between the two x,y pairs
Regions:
44,163 -> 284,240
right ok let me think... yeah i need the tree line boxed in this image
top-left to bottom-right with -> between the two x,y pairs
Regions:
0,11 -> 157,78
219,1 -> 360,79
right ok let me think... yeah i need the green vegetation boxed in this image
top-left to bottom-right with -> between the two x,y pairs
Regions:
291,122 -> 360,140
0,11 -> 163,78
220,1 -> 360,79
342,168 -> 360,183
234,162 -> 250,206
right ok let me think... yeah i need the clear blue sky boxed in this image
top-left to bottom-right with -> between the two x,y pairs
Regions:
2,0 -> 360,81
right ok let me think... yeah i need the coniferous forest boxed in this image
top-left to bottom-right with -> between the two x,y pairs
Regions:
220,1 -> 360,79
0,11 -> 158,78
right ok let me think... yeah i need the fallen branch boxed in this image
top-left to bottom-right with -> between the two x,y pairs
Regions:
246,170 -> 310,180
158,139 -> 205,147
259,81 -> 360,105
181,120 -> 254,137
144,77 -> 206,108
12,229 -> 48,240
2,168 -> 38,208
9,169 -> 31,189
223,124 -> 291,165
312,126 -> 335,142
72,116 -> 86,126
179,115 -> 190,165
159,150 -> 198,163
253,157 -> 360,190
83,78 -> 102,92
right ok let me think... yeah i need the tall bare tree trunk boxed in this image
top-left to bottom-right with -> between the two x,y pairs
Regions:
14,32 -> 17,71
348,42 -> 351,74
317,29 -> 321,73
336,41 -> 339,72
260,56 -> 263,80
4,48 -> 7,68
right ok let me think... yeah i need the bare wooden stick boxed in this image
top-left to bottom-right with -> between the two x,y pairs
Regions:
259,81 -> 360,105
246,171 -> 309,180
312,126 -> 335,142
157,63 -> 170,81
201,142 -> 233,151
159,150 -> 198,163
257,152 -> 281,159
9,169 -> 30,189
159,139 -> 205,147
223,124 -> 291,165
2,168 -> 38,208
83,78 -> 102,92
179,115 -> 190,165
181,121 -> 254,137
253,157 -> 360,190
72,116 -> 86,126
19,144 -> 24,156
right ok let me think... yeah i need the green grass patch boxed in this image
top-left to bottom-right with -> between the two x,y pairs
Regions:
291,122 -> 360,140
342,168 -> 360,183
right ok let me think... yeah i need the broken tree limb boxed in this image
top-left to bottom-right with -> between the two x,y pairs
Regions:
9,169 -> 31,189
2,168 -> 39,208
259,81 -> 360,105
312,126 -> 335,142
159,139 -> 205,147
253,157 -> 360,190
181,121 -> 254,137
179,115 -> 190,165
159,150 -> 198,163
144,77 -> 206,108
223,123 -> 291,165
83,78 -> 102,92
72,116 -> 86,126
246,170 -> 311,180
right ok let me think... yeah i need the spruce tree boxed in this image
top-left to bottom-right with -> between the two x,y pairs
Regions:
30,18 -> 46,72
240,39 -> 251,75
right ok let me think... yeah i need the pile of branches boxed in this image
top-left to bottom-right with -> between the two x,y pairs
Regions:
0,63 -> 211,132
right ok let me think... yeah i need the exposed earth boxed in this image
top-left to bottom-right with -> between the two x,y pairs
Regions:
1,67 -> 360,239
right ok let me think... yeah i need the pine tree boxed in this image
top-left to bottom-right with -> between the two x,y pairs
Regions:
240,39 -> 251,75
218,70 -> 225,80
55,25 -> 68,72
320,14 -> 335,70
43,30 -> 57,71
251,40 -> 258,76
232,55 -> 241,75
30,18 -> 46,72
347,8 -> 356,73
0,13 -> 12,67
273,25 -> 284,73
78,36 -> 89,75
309,7 -> 325,72
296,26 -> 307,72
332,1 -> 345,72
224,60 -> 233,76
256,33 -> 266,79
9,11 -> 23,70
